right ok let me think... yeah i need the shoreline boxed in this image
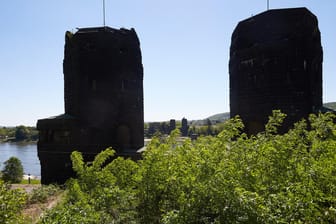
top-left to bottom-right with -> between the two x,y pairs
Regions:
0,140 -> 37,144
23,174 -> 40,180
0,143 -> 41,177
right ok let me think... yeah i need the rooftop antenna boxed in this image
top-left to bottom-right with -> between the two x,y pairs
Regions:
267,0 -> 270,10
103,0 -> 106,27
324,76 -> 326,104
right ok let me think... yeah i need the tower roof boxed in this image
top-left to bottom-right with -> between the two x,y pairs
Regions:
239,7 -> 315,25
75,26 -> 134,34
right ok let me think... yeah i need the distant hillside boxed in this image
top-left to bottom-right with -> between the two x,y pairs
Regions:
324,102 -> 336,110
190,112 -> 230,126
193,102 -> 336,125
206,112 -> 230,122
150,103 -> 336,127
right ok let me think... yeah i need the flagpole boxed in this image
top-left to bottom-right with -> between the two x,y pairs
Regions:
103,0 -> 106,27
267,0 -> 269,10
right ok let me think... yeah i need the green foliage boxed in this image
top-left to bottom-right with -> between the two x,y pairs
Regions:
0,126 -> 38,142
40,148 -> 139,223
1,157 -> 24,183
0,180 -> 27,224
0,127 -> 8,138
14,125 -> 38,141
145,120 -> 187,138
189,119 -> 233,137
28,185 -> 61,204
0,127 -> 15,140
42,111 -> 336,223
15,126 -> 30,141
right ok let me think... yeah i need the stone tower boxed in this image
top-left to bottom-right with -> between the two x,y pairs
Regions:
229,8 -> 323,134
37,27 -> 144,184
181,118 -> 188,137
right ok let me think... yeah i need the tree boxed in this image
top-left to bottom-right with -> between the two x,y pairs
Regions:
1,157 -> 24,183
15,126 -> 30,141
0,128 -> 6,137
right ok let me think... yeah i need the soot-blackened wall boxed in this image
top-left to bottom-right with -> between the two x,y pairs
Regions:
38,27 -> 144,184
229,8 -> 323,134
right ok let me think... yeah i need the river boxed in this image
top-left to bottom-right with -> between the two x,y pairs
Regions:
0,143 -> 40,178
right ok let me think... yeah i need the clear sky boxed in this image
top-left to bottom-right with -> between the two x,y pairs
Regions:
0,0 -> 335,126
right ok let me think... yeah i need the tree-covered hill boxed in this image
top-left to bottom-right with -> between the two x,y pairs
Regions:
191,112 -> 230,126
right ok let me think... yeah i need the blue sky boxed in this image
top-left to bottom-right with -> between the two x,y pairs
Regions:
0,0 -> 335,126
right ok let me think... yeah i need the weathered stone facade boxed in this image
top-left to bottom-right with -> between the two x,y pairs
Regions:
37,27 -> 144,184
181,118 -> 188,137
169,119 -> 176,133
229,8 -> 323,134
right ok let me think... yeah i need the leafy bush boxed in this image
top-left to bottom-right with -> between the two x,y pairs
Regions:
38,201 -> 103,224
0,180 -> 27,224
28,184 -> 61,204
42,111 -> 336,223
1,157 -> 24,183
40,148 -> 139,223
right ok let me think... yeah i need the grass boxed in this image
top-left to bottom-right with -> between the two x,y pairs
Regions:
20,179 -> 41,184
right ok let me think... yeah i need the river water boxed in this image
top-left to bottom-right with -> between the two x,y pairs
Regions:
0,143 -> 40,177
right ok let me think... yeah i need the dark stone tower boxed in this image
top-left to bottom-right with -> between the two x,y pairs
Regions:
229,8 -> 323,134
169,119 -> 176,133
37,27 -> 144,184
181,118 -> 188,137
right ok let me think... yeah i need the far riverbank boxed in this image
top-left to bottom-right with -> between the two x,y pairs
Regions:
0,142 -> 41,177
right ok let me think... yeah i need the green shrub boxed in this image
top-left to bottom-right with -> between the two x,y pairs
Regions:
40,148 -> 139,223
42,111 -> 336,223
28,184 -> 61,204
0,180 -> 27,224
1,157 -> 24,183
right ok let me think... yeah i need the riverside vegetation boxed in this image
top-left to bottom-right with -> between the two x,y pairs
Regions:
1,157 -> 61,223
0,126 -> 38,142
0,181 -> 61,223
1,111 -> 336,223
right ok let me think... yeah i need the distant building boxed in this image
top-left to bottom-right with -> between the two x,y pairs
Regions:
147,122 -> 162,136
229,8 -> 323,134
181,118 -> 188,136
37,27 -> 144,184
169,119 -> 176,133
